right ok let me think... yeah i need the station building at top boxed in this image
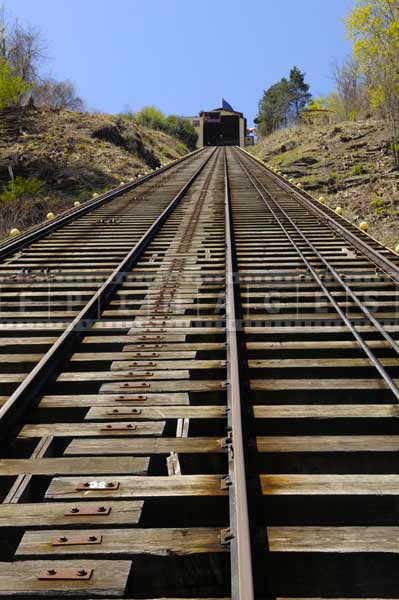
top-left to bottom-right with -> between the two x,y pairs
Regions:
185,99 -> 254,148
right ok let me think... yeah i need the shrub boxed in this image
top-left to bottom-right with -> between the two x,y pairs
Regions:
0,59 -> 28,110
134,106 -> 198,150
0,176 -> 42,203
351,163 -> 365,175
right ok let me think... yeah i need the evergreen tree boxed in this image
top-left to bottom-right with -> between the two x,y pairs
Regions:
289,66 -> 312,117
256,67 -> 311,136
257,78 -> 292,136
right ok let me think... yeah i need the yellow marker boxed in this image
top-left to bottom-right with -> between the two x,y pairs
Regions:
73,201 -> 81,207
335,206 -> 343,215
120,181 -> 125,186
92,192 -> 99,198
297,183 -> 303,189
10,228 -> 20,237
359,221 -> 369,231
319,196 -> 326,204
47,212 -> 55,220
395,244 -> 399,255
289,178 -> 294,183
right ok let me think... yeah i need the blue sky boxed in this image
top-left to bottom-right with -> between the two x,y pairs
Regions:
10,0 -> 353,124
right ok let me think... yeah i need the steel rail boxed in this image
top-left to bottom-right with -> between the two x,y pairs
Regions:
233,148 -> 399,403
0,147 -> 204,259
236,149 -> 399,360
224,149 -> 255,600
237,146 -> 399,283
0,147 -> 217,439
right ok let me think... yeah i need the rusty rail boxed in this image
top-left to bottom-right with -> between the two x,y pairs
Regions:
224,148 -> 255,600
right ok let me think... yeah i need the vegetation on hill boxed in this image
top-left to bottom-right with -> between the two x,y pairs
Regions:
0,106 -> 190,238
134,106 -> 197,150
249,118 -> 399,247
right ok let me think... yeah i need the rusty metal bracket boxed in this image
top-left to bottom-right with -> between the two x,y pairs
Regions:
116,394 -> 147,401
76,480 -> 120,491
219,436 -> 232,449
220,475 -> 232,490
52,534 -> 103,546
64,504 -> 111,516
108,408 -> 142,415
100,423 -> 137,431
38,567 -> 93,580
126,371 -> 154,378
122,382 -> 151,389
220,527 -> 234,545
127,361 -> 157,367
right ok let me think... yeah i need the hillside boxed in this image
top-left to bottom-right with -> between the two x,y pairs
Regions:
0,106 -> 189,238
249,119 -> 399,248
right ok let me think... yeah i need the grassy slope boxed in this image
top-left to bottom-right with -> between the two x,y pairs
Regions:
0,106 -> 189,238
249,119 -> 399,248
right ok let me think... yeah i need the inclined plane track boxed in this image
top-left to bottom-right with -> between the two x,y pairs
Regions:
0,146 -> 399,599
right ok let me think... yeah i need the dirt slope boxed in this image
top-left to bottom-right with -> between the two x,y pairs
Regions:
0,106 -> 188,237
249,119 -> 399,248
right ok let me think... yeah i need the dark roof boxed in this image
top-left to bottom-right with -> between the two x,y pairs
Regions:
199,107 -> 244,117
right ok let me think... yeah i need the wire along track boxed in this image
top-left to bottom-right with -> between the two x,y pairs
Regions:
0,146 -> 398,599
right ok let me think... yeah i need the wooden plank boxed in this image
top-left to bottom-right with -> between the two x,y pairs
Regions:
40,393 -> 189,408
86,406 -> 226,420
57,371 -> 190,382
121,342 -> 223,351
250,358 -> 399,368
46,475 -> 227,500
17,527 -> 226,558
251,379 -> 399,391
0,501 -> 143,527
0,560 -> 131,596
261,474 -> 399,495
253,405 -> 399,418
65,437 -> 226,456
267,526 -> 399,553
101,381 -> 225,394
72,351 -> 197,361
110,360 -> 225,371
257,436 -> 399,452
19,422 -> 165,438
0,457 -> 149,475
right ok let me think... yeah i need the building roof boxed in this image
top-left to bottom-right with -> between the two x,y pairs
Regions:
199,107 -> 244,117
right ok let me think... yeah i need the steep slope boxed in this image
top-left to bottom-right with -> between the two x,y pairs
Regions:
249,119 -> 399,247
0,105 -> 189,237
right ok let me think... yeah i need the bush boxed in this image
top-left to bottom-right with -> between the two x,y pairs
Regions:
351,163 -> 365,175
0,59 -> 28,110
0,176 -> 42,203
134,106 -> 198,150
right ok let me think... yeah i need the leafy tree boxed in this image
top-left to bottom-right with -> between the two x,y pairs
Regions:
289,66 -> 312,117
135,106 -> 167,131
134,106 -> 197,149
346,0 -> 399,163
0,57 -> 28,109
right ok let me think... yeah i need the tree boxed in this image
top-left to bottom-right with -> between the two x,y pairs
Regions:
6,20 -> 47,83
33,78 -> 84,111
332,56 -> 369,120
257,78 -> 292,136
256,67 -> 312,137
0,57 -> 28,109
346,0 -> 399,163
289,66 -> 312,118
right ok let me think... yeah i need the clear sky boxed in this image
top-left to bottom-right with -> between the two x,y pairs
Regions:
10,0 -> 354,124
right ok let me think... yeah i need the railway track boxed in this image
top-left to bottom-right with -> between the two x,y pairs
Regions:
0,145 -> 399,598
